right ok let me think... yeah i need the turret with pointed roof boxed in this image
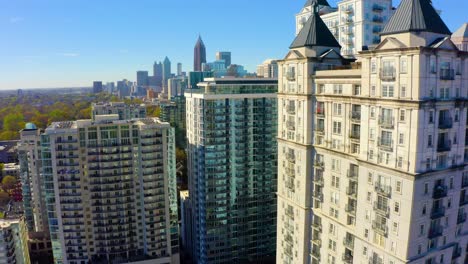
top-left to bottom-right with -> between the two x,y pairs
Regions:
452,23 -> 468,51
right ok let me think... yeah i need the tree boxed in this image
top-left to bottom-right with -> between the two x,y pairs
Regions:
0,164 -> 3,177
1,176 -> 17,192
0,191 -> 9,205
3,112 -> 25,132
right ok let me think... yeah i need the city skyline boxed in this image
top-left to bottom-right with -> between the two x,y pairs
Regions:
0,0 -> 466,90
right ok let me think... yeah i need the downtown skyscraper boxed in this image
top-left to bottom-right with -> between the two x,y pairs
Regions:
276,0 -> 468,264
185,78 -> 278,263
193,36 -> 206,72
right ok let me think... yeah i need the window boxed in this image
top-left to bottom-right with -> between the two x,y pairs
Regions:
382,85 -> 394,97
394,202 -> 400,214
368,173 -> 373,184
367,192 -> 372,202
328,254 -> 336,264
371,60 -> 377,73
330,192 -> 340,205
397,157 -> 403,168
333,84 -> 343,94
369,150 -> 374,159
331,159 -> 340,172
329,207 -> 339,219
370,107 -> 376,118
370,128 -> 375,139
424,183 -> 429,194
329,223 -> 337,236
381,131 -> 393,146
396,181 -> 402,193
417,244 -> 422,255
399,133 -> 404,145
399,110 -> 406,122
419,224 -> 424,236
428,135 -> 433,147
400,85 -> 407,97
333,103 -> 342,116
332,139 -> 341,150
455,109 -> 460,122
429,111 -> 434,123
318,84 -> 325,94
331,175 -> 340,188
364,229 -> 369,238
333,121 -> 342,134
422,204 -> 427,215
449,177 -> 454,189
400,58 -> 407,73
371,85 -> 376,96
353,85 -> 361,95
363,247 -> 368,256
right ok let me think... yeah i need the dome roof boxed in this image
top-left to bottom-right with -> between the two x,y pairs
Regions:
25,123 -> 37,130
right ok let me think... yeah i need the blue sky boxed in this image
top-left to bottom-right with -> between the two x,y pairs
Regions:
0,0 -> 466,89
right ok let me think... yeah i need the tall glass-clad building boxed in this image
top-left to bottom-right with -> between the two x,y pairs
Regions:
185,78 -> 278,263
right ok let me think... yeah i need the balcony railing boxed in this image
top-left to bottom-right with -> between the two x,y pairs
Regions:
343,238 -> 354,249
316,109 -> 325,117
342,253 -> 353,264
286,121 -> 295,130
345,204 -> 356,215
459,194 -> 468,206
437,140 -> 452,152
286,71 -> 296,81
286,153 -> 296,163
372,5 -> 384,12
428,225 -> 443,239
379,68 -> 396,81
378,116 -> 394,129
438,118 -> 453,129
375,183 -> 392,197
457,212 -> 467,224
343,7 -> 354,14
314,125 -> 325,133
350,130 -> 360,140
440,69 -> 455,80
347,168 -> 359,179
350,111 -> 361,122
377,137 -> 393,152
346,187 -> 357,197
430,206 -> 445,219
286,106 -> 295,115
373,202 -> 390,217
373,16 -> 384,23
433,185 -> 448,199
372,221 -> 388,236
312,221 -> 322,231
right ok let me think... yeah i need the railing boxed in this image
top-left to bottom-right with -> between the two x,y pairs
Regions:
350,111 -> 361,122
315,125 -> 325,133
312,221 -> 322,231
373,202 -> 390,217
345,204 -> 356,215
433,185 -> 448,199
437,140 -> 452,152
314,161 -> 324,168
350,130 -> 360,140
372,221 -> 388,236
440,69 -> 455,80
286,121 -> 295,130
342,253 -> 353,264
286,105 -> 295,115
430,206 -> 445,219
343,238 -> 354,249
347,168 -> 359,179
379,68 -> 396,81
346,187 -> 357,197
343,7 -> 354,14
286,153 -> 296,163
286,71 -> 296,81
316,109 -> 325,117
373,16 -> 384,23
378,116 -> 394,129
438,118 -> 453,129
375,183 -> 392,197
457,212 -> 467,224
377,137 -> 393,152
372,5 -> 384,12
428,225 -> 443,239
459,194 -> 468,206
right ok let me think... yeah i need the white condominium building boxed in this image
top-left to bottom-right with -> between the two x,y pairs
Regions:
0,217 -> 31,264
91,102 -> 147,120
296,0 -> 393,57
278,0 -> 467,264
41,115 -> 179,264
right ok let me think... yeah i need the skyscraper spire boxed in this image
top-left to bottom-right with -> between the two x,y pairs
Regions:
194,36 -> 206,71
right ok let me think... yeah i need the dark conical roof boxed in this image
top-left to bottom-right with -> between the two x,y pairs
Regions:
290,7 -> 340,49
381,0 -> 451,36
304,0 -> 330,8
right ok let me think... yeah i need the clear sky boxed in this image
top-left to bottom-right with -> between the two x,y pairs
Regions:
0,0 -> 466,89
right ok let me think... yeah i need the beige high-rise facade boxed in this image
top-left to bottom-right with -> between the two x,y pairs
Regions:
0,217 -> 31,264
277,0 -> 468,264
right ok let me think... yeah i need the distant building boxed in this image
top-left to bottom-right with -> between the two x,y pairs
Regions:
91,102 -> 146,120
177,63 -> 183,76
0,141 -> 19,164
215,51 -> 231,67
193,36 -> 206,72
203,60 -> 227,77
1,163 -> 19,177
167,77 -> 188,99
160,96 -> 186,148
452,23 -> 468,51
185,78 -> 278,263
0,217 -> 31,264
136,71 -> 149,87
188,71 -> 214,89
117,79 -> 132,98
257,59 -> 279,78
105,82 -> 115,93
153,61 -> 164,88
147,88 -> 156,100
179,191 -> 193,258
92,81 -> 103,93
163,57 -> 172,92
226,64 -> 248,77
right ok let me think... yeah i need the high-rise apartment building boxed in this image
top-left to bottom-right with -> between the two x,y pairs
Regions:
215,52 -> 231,68
154,61 -> 164,88
136,71 -> 149,87
93,81 -> 103,94
0,217 -> 31,264
296,0 -> 393,57
177,63 -> 183,76
185,78 -> 278,263
277,1 -> 468,264
452,23 -> 468,52
38,113 -> 179,264
257,59 -> 279,78
167,77 -> 188,99
193,36 -> 207,72
91,102 -> 146,120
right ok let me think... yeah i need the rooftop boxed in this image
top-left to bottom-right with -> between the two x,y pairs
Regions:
452,23 -> 468,38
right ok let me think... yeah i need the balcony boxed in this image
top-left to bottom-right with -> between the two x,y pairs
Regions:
440,69 -> 455,80
452,246 -> 462,260
375,183 -> 392,197
428,225 -> 443,239
345,204 -> 356,216
343,237 -> 354,249
373,5 -> 384,12
350,130 -> 360,140
373,202 -> 390,217
462,178 -> 468,188
343,17 -> 354,24
316,109 -> 325,117
286,121 -> 295,130
343,7 -> 354,14
285,167 -> 295,177
373,16 -> 384,23
379,68 -> 396,81
314,160 -> 324,168
286,153 -> 296,163
438,118 -> 453,129
312,221 -> 322,232
314,125 -> 325,134
286,71 -> 296,81
377,137 -> 393,152
286,105 -> 295,115
457,212 -> 467,224
459,194 -> 468,206
372,26 -> 382,33
346,186 -> 357,198
430,206 -> 445,219
378,116 -> 394,129
314,175 -> 324,186
342,253 -> 353,264
372,221 -> 388,236
313,191 -> 324,201
347,168 -> 359,180
350,111 -> 361,122
343,28 -> 354,35
437,140 -> 452,152
433,185 -> 448,199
